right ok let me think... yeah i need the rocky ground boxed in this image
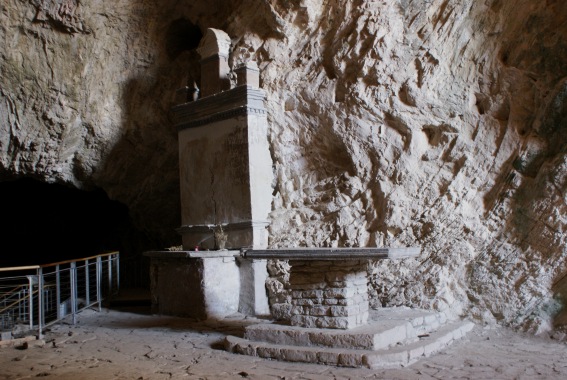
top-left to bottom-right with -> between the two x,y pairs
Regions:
1,306 -> 566,380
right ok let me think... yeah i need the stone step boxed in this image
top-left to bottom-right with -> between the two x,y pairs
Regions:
225,320 -> 474,369
244,308 -> 448,350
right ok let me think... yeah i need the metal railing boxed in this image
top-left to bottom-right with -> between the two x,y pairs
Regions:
0,252 -> 119,337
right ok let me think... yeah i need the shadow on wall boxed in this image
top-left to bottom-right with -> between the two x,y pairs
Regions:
86,1 -> 286,255
93,18 -> 203,249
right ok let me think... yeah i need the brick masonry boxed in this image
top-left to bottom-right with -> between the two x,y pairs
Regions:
288,260 -> 369,329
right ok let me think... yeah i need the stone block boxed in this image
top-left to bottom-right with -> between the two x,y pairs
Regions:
337,299 -> 349,306
364,350 -> 409,369
324,287 -> 357,299
256,346 -> 281,359
290,282 -> 326,290
290,306 -> 304,315
146,253 -> 241,320
294,298 -> 316,306
235,61 -> 260,88
235,341 -> 258,356
280,347 -> 318,363
307,305 -> 331,316
338,352 -> 364,367
290,315 -> 318,328
293,289 -> 324,299
237,258 -> 270,317
352,294 -> 368,305
316,350 -> 340,366
323,298 -> 339,305
289,272 -> 325,284
317,315 -> 358,329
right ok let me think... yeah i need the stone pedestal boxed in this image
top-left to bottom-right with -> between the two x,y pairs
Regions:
243,247 -> 421,328
145,251 -> 270,319
146,251 -> 240,319
148,28 -> 273,321
238,258 -> 271,317
289,260 -> 369,329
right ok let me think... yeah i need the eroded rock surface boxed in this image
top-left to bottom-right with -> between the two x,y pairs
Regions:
1,0 -> 566,332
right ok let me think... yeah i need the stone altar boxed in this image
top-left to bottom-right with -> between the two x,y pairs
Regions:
245,248 -> 420,329
146,28 -> 473,368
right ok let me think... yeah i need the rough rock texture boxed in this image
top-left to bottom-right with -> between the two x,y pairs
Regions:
1,0 -> 566,332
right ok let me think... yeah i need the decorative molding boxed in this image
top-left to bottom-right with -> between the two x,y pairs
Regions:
176,220 -> 270,235
176,106 -> 266,130
173,85 -> 267,130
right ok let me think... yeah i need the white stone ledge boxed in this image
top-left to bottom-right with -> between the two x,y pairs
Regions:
144,250 -> 240,259
243,247 -> 420,260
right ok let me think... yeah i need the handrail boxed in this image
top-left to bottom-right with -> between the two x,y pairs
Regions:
40,251 -> 119,269
0,265 -> 41,273
0,251 -> 119,273
0,284 -> 27,294
0,289 -> 33,314
0,251 -> 120,335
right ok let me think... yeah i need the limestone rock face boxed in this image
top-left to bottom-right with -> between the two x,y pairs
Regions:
1,0 -> 566,332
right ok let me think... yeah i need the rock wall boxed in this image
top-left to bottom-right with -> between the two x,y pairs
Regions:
1,0 -> 566,333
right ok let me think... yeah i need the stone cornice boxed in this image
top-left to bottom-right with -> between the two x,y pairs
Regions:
176,220 -> 270,234
176,106 -> 266,130
172,85 -> 267,130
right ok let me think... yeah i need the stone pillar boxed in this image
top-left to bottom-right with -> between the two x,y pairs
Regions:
159,29 -> 272,320
289,260 -> 369,329
238,257 -> 270,317
235,61 -> 260,88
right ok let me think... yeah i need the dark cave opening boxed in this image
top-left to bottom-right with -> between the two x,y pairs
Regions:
0,178 -> 150,287
165,18 -> 203,60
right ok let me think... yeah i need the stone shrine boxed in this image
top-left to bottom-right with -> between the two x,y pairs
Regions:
145,28 -> 272,319
176,29 -> 272,251
146,28 -> 474,368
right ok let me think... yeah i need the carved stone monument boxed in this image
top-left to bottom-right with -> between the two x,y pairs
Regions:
175,29 -> 272,251
145,28 -> 271,319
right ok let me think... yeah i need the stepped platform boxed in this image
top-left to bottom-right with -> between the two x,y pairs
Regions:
225,307 -> 474,369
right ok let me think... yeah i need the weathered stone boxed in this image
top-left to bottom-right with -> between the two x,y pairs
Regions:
1,0 -> 566,332
145,251 -> 240,319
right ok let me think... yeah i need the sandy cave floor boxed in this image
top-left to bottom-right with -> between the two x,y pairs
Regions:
1,305 -> 567,380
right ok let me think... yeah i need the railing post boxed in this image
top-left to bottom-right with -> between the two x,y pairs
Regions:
70,262 -> 77,325
37,267 -> 43,338
85,259 -> 90,307
27,276 -> 34,330
56,265 -> 61,319
108,256 -> 112,295
96,256 -> 102,312
116,253 -> 120,294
